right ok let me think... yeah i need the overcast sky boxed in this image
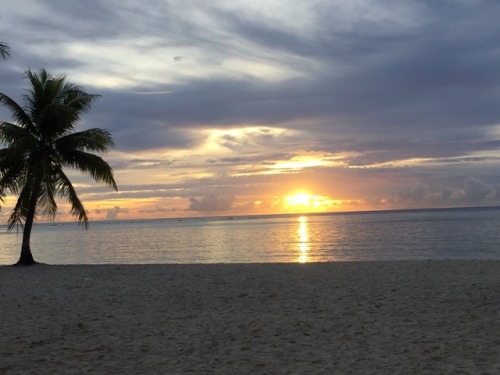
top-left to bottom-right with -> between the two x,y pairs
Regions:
1,0 -> 500,220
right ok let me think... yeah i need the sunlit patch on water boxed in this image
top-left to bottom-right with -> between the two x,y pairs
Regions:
297,216 -> 309,263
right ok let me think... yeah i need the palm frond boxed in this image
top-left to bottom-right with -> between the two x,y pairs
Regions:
0,122 -> 37,147
7,206 -> 24,231
7,177 -> 34,231
0,141 -> 32,203
0,42 -> 10,60
23,68 -> 50,121
64,88 -> 100,113
38,175 -> 58,219
0,144 -> 27,170
0,153 -> 27,201
24,69 -> 76,122
0,94 -> 34,131
38,103 -> 79,138
22,69 -> 101,138
56,169 -> 88,228
60,150 -> 117,191
56,128 -> 115,153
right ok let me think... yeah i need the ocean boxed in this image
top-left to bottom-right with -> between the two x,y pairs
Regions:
1,206 -> 500,265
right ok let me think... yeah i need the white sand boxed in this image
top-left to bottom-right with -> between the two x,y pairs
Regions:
1,261 -> 499,374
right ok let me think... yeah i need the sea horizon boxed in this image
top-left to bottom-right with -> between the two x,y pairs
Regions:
2,205 -> 500,265
7,203 -> 500,228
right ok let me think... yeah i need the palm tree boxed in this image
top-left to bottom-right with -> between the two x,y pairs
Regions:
0,41 -> 10,59
0,68 -> 117,265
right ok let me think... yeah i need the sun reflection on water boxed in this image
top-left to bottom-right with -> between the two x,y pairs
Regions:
297,216 -> 310,263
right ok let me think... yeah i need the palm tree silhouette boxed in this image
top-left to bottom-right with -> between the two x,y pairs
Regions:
0,41 -> 10,59
0,69 -> 117,265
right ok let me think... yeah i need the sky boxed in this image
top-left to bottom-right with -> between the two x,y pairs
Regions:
1,0 -> 500,221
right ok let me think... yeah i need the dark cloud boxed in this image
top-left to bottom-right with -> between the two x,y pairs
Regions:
4,1 -> 500,146
188,195 -> 235,212
463,177 -> 496,203
397,184 -> 428,204
138,207 -> 177,214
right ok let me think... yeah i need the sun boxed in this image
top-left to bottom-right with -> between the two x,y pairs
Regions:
284,191 -> 340,212
286,192 -> 313,207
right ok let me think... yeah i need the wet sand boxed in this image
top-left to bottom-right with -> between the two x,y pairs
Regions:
1,261 -> 499,374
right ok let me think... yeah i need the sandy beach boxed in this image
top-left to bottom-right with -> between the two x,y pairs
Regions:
1,261 -> 499,374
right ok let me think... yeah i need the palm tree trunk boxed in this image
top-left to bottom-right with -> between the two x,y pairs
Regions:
16,210 -> 36,265
15,183 -> 40,266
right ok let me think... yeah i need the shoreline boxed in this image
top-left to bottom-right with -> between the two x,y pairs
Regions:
1,260 -> 499,374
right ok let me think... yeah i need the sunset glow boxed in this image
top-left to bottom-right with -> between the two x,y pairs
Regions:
1,2 -> 500,222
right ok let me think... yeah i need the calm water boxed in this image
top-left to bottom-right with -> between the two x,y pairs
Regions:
1,207 -> 500,265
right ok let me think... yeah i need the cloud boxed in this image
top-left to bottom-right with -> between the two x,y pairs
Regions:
397,184 -> 428,204
188,195 -> 235,212
463,177 -> 495,203
94,206 -> 129,220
